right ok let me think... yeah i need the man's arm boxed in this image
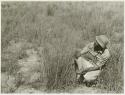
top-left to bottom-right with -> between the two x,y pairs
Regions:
80,46 -> 89,55
80,43 -> 93,55
74,44 -> 90,59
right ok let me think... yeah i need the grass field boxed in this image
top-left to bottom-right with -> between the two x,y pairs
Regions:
1,2 -> 124,93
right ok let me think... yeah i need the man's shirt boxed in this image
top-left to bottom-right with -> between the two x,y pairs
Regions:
80,42 -> 110,68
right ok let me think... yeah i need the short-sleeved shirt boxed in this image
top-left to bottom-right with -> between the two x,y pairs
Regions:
80,42 -> 110,68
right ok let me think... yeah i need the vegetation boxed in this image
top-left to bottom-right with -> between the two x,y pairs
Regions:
1,2 -> 124,93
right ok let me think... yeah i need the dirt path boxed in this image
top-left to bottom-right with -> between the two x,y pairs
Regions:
14,48 -> 46,93
1,41 -> 46,93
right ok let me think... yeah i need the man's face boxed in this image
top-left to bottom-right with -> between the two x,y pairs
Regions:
94,41 -> 103,52
94,40 -> 99,47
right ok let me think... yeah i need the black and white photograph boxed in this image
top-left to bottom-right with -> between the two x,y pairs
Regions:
1,0 -> 124,93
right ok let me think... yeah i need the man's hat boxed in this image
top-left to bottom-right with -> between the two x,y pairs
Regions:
96,35 -> 109,48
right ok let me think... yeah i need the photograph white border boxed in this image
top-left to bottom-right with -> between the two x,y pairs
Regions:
0,0 -> 124,95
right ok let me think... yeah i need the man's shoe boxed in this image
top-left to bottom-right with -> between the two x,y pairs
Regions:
85,82 -> 93,87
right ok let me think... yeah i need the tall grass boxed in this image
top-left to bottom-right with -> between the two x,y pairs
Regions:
1,2 -> 124,93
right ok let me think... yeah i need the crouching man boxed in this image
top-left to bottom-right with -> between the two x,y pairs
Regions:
74,35 -> 110,87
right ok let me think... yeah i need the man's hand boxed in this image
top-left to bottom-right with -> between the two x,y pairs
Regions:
88,49 -> 98,56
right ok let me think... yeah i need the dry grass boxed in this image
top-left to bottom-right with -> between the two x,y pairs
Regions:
1,2 -> 124,93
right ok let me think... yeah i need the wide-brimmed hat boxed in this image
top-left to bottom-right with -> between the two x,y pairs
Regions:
96,35 -> 109,48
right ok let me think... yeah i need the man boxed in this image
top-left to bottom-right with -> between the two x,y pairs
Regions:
74,35 -> 110,86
